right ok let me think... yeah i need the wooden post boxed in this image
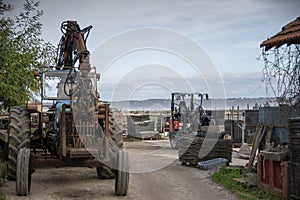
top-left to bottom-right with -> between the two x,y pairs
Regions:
247,124 -> 267,173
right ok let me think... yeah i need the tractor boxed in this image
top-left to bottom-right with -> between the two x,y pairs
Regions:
1,21 -> 129,196
168,92 -> 210,148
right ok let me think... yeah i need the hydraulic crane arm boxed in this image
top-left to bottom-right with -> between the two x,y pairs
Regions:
56,21 -> 93,70
55,21 -> 94,97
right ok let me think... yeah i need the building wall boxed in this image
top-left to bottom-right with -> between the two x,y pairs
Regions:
259,106 -> 300,145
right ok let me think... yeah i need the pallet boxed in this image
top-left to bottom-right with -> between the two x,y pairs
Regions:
178,135 -> 232,164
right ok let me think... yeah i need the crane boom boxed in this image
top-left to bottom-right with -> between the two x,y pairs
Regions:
56,21 -> 92,70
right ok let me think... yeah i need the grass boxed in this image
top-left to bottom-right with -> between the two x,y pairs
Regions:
211,166 -> 286,200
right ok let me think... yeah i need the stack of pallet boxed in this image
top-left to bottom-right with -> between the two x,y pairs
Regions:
178,135 -> 232,165
127,115 -> 155,139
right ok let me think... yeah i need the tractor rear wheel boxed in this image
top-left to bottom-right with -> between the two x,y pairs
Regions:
115,149 -> 129,196
109,108 -> 123,148
16,148 -> 31,196
8,107 -> 30,180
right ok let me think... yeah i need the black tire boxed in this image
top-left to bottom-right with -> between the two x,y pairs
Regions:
170,136 -> 178,149
96,109 -> 123,179
16,148 -> 31,196
96,165 -> 115,179
0,139 -> 7,160
115,149 -> 129,196
8,107 -> 30,180
109,108 -> 123,148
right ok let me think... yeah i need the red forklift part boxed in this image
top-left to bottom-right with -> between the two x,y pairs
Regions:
173,121 -> 180,131
169,118 -> 173,133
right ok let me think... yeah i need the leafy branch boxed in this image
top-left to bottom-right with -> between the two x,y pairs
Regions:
0,0 -> 56,109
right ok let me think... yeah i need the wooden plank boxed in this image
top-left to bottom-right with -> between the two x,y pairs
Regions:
265,125 -> 273,147
247,125 -> 266,173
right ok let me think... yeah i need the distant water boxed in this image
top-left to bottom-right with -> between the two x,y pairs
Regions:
108,97 -> 276,111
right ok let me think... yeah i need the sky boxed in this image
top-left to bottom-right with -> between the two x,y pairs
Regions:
5,0 -> 300,101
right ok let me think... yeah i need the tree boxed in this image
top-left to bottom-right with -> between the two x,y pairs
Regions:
0,0 -> 55,109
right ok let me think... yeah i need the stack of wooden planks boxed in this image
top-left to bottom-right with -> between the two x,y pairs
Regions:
178,135 -> 232,165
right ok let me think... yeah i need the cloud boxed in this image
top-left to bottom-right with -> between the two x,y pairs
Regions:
222,72 -> 265,97
235,41 -> 260,49
6,0 -> 299,99
98,70 -> 266,101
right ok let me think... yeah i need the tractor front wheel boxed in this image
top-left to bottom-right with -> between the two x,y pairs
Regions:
16,148 -> 31,196
115,149 -> 129,196
8,107 -> 30,180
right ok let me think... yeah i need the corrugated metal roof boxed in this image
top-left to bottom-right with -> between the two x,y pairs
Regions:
260,16 -> 300,51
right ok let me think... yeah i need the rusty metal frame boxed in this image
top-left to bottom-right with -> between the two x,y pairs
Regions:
60,104 -> 67,158
104,103 -> 110,160
32,157 -> 106,168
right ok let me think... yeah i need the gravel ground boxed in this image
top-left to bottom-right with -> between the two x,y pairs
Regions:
1,140 -> 240,200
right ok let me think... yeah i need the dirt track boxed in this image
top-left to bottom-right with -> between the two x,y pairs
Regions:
1,140 -> 238,200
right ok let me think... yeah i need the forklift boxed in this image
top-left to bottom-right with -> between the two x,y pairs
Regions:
168,92 -> 209,148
